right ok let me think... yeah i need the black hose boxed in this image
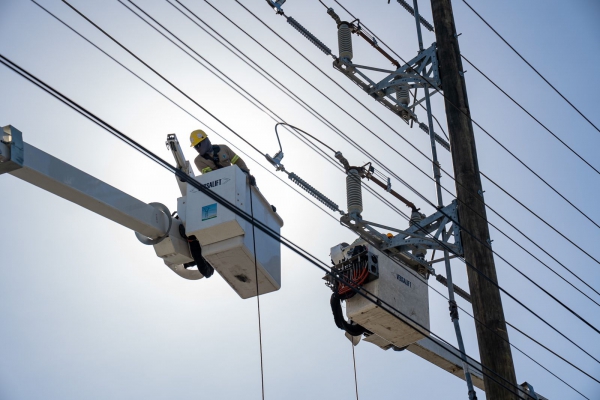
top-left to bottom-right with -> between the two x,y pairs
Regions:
330,293 -> 370,336
179,224 -> 214,278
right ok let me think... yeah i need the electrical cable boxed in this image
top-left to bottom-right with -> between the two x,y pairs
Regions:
20,6 -> 599,391
323,0 -> 600,301
249,188 -> 266,400
53,0 -> 600,371
116,0 -> 414,225
28,0 -> 340,225
336,0 -> 600,231
351,341 -> 359,400
117,0 -> 348,179
174,0 -> 433,212
460,54 -> 600,175
233,0 -> 600,293
338,0 -> 600,178
0,53 -> 584,399
427,283 -> 597,397
115,0 -> 600,342
191,2 -> 600,331
460,0 -> 600,135
330,0 -> 600,282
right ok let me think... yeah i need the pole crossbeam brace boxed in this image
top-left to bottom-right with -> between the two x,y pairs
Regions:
340,201 -> 462,277
0,125 -> 170,240
332,44 -> 449,150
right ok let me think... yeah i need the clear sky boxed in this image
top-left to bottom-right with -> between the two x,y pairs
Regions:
1,0 -> 599,399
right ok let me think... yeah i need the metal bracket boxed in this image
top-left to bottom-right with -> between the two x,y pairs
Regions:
333,44 -> 449,150
340,201 -> 462,275
0,125 -> 25,175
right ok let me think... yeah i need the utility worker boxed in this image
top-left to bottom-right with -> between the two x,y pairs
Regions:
190,129 -> 256,185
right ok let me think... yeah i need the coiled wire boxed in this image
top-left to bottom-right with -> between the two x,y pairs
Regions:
286,16 -> 332,55
288,172 -> 340,212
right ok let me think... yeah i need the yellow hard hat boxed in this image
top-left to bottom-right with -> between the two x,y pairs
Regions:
190,129 -> 208,147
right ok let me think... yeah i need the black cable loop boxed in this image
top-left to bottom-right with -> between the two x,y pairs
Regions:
0,53 -> 583,399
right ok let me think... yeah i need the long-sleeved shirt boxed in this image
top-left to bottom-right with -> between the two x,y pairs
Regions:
194,144 -> 249,175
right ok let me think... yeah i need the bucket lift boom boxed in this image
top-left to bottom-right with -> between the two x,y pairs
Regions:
0,125 -> 283,297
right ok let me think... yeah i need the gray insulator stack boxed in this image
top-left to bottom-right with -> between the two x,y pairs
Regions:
337,23 -> 353,60
346,169 -> 363,215
396,84 -> 410,119
288,172 -> 340,212
286,17 -> 332,55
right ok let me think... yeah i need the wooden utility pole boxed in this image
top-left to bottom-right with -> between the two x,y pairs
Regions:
429,1 -> 518,399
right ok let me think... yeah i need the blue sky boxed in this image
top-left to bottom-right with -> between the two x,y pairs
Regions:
1,0 -> 599,399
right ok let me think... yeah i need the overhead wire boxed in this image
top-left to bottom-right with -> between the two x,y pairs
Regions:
115,0 -> 416,228
331,0 -> 600,231
328,0 -> 600,291
0,53 -> 544,400
52,0 -> 600,376
459,0 -> 600,136
337,0 -> 600,177
234,0 -> 600,294
187,0 -> 600,328
460,54 -> 600,175
22,3 -> 600,394
427,281 -> 597,397
170,0 -> 433,213
163,0 -> 600,327
96,0 -> 600,348
28,0 -> 340,225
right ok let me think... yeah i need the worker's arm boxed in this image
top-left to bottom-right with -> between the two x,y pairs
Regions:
194,155 -> 214,175
223,146 -> 249,174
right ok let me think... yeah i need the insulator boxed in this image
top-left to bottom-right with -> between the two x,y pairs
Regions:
396,84 -> 410,120
337,23 -> 353,60
286,17 -> 332,55
288,172 -> 340,212
346,169 -> 363,215
396,85 -> 410,106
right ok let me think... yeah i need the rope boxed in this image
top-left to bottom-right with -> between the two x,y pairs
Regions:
351,341 -> 359,400
249,187 -> 265,400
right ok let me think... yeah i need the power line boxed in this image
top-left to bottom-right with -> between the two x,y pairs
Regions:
329,0 -> 600,302
337,0 -> 600,177
427,283 -> 596,397
460,54 -> 600,175
315,0 -> 600,270
196,0 -> 600,327
157,0 -> 600,328
116,0 -> 600,342
56,0 -> 600,367
114,0 -> 417,230
0,53 -> 544,400
28,0 -> 340,225
460,0 -> 600,135
22,4 -> 599,393
320,0 -> 600,299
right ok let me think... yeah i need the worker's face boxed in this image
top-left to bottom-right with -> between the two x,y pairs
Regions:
195,138 -> 212,155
